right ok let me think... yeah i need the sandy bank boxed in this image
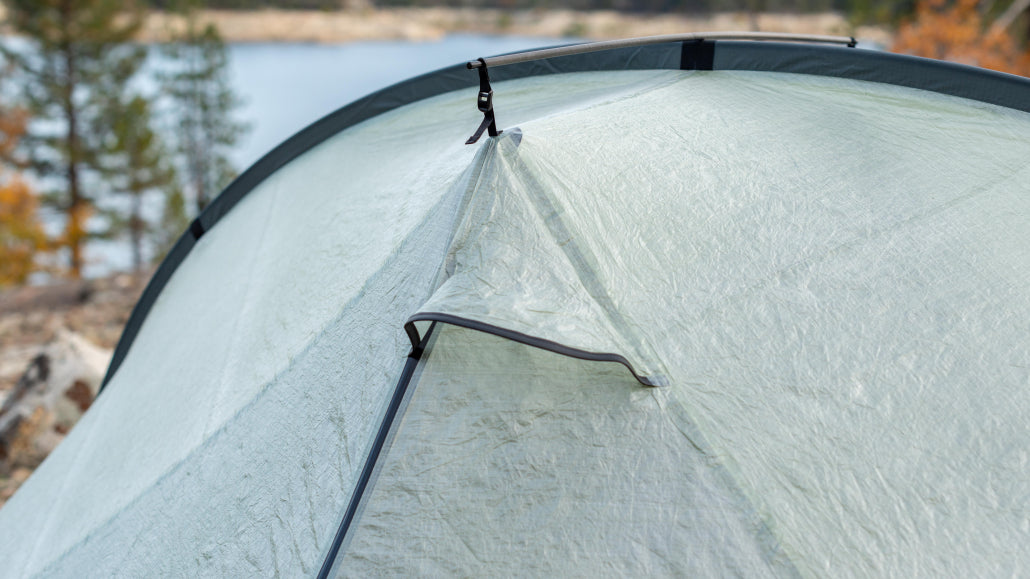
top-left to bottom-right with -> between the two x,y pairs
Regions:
137,8 -> 891,46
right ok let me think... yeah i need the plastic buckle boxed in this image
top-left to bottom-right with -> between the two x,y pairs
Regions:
477,90 -> 493,113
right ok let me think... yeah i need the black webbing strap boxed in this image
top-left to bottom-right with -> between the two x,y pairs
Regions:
189,217 -> 206,240
466,58 -> 501,145
680,40 -> 715,70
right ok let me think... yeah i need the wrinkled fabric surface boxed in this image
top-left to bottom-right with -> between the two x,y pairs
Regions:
336,324 -> 793,577
0,70 -> 679,576
402,71 -> 1030,576
1,68 -> 1028,577
393,71 -> 1030,572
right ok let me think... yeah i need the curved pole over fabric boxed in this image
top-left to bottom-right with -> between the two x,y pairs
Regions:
467,32 -> 856,69
99,36 -> 1030,393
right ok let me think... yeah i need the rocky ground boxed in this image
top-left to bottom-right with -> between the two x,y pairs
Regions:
0,272 -> 150,507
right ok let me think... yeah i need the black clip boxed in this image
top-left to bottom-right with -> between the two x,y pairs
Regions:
466,58 -> 501,145
477,89 -> 493,113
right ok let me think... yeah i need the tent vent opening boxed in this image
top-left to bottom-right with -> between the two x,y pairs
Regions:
404,314 -> 668,387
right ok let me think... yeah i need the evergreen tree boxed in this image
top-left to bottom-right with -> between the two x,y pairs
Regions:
97,95 -> 177,272
162,2 -> 248,213
153,186 -> 190,263
2,0 -> 147,278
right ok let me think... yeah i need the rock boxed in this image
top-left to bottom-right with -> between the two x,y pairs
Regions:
0,271 -> 149,397
0,330 -> 111,475
0,272 -> 145,507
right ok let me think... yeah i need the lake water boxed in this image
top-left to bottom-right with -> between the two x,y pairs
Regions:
226,35 -> 558,169
82,35 -> 559,275
77,34 -> 878,275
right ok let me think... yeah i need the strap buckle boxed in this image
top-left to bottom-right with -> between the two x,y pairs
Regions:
466,58 -> 501,144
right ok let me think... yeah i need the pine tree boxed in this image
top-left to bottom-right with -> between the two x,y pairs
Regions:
153,186 -> 190,263
2,0 -> 147,278
162,2 -> 248,213
97,95 -> 177,272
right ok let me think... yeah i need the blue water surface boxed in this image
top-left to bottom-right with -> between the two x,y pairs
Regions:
81,35 -> 557,275
227,35 -> 558,169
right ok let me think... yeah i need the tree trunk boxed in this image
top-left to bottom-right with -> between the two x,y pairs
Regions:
991,0 -> 1030,34
61,0 -> 84,279
130,193 -> 143,272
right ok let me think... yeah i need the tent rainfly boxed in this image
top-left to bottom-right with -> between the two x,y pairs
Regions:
1,33 -> 1029,577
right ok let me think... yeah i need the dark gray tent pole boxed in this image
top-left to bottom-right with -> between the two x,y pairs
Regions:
100,38 -> 1030,396
317,322 -> 438,578
467,32 -> 856,69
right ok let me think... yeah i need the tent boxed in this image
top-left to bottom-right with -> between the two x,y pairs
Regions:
1,33 -> 1029,576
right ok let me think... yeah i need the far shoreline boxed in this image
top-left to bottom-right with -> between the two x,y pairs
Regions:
0,6 -> 892,46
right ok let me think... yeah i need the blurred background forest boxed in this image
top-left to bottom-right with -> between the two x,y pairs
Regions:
1,0 -> 1029,503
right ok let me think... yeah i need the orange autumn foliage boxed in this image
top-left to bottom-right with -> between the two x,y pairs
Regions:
893,0 -> 1030,77
0,179 -> 47,286
0,106 -> 47,287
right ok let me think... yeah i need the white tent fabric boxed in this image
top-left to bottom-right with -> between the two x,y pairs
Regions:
1,60 -> 1029,577
349,72 -> 1030,575
337,324 -> 788,577
0,70 -> 681,576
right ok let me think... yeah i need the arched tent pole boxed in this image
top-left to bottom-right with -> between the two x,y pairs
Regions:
463,32 -> 854,143
98,36 -> 1030,395
466,31 -> 856,69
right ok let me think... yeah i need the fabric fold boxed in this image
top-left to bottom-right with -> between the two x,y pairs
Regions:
408,131 -> 670,386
